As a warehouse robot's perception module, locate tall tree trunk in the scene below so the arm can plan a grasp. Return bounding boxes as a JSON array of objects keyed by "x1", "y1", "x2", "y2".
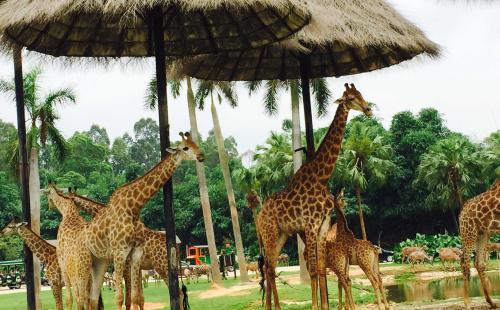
[
  {"x1": 450, "y1": 175, "x2": 462, "y2": 233},
  {"x1": 355, "y1": 186, "x2": 367, "y2": 241},
  {"x1": 210, "y1": 97, "x2": 249, "y2": 282},
  {"x1": 28, "y1": 147, "x2": 41, "y2": 310},
  {"x1": 290, "y1": 80, "x2": 309, "y2": 284},
  {"x1": 186, "y1": 78, "x2": 222, "y2": 284}
]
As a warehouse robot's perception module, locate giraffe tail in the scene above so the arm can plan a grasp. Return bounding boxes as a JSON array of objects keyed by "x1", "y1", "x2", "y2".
[
  {"x1": 97, "y1": 293, "x2": 104, "y2": 310},
  {"x1": 258, "y1": 254, "x2": 266, "y2": 306},
  {"x1": 255, "y1": 224, "x2": 267, "y2": 305}
]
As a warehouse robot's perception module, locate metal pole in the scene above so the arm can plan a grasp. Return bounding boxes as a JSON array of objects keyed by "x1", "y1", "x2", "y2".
[
  {"x1": 299, "y1": 55, "x2": 315, "y2": 162},
  {"x1": 151, "y1": 7, "x2": 180, "y2": 310},
  {"x1": 13, "y1": 45, "x2": 36, "y2": 310}
]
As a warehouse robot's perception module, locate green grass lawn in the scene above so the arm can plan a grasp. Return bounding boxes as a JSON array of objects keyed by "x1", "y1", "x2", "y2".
[
  {"x1": 0, "y1": 276, "x2": 376, "y2": 310},
  {"x1": 1, "y1": 260, "x2": 498, "y2": 310}
]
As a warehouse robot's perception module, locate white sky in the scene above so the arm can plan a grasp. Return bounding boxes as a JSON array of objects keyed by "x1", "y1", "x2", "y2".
[{"x1": 0, "y1": 1, "x2": 499, "y2": 154}]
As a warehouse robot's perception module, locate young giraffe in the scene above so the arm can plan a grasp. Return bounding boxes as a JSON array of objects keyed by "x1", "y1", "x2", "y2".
[
  {"x1": 257, "y1": 83, "x2": 372, "y2": 310},
  {"x1": 67, "y1": 190, "x2": 172, "y2": 310},
  {"x1": 45, "y1": 184, "x2": 92, "y2": 310},
  {"x1": 459, "y1": 179, "x2": 499, "y2": 309},
  {"x1": 326, "y1": 190, "x2": 389, "y2": 310},
  {"x1": 1, "y1": 219, "x2": 63, "y2": 310},
  {"x1": 85, "y1": 132, "x2": 203, "y2": 310}
]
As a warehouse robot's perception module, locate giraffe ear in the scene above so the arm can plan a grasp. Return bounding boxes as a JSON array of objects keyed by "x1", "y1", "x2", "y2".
[{"x1": 166, "y1": 147, "x2": 177, "y2": 154}]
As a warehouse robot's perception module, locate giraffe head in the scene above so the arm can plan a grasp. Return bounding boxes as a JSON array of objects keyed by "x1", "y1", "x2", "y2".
[
  {"x1": 1, "y1": 218, "x2": 27, "y2": 236},
  {"x1": 167, "y1": 132, "x2": 204, "y2": 162},
  {"x1": 334, "y1": 188, "x2": 345, "y2": 210},
  {"x1": 334, "y1": 83, "x2": 372, "y2": 117},
  {"x1": 43, "y1": 183, "x2": 74, "y2": 215}
]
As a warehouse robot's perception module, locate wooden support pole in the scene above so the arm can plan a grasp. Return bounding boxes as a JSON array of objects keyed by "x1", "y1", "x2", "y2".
[
  {"x1": 13, "y1": 45, "x2": 37, "y2": 310},
  {"x1": 299, "y1": 55, "x2": 315, "y2": 162},
  {"x1": 152, "y1": 7, "x2": 181, "y2": 310}
]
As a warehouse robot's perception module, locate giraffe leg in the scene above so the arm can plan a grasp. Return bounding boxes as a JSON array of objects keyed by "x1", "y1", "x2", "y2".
[
  {"x1": 62, "y1": 272, "x2": 73, "y2": 310},
  {"x1": 130, "y1": 247, "x2": 145, "y2": 310},
  {"x1": 475, "y1": 233, "x2": 496, "y2": 308},
  {"x1": 317, "y1": 217, "x2": 331, "y2": 310},
  {"x1": 305, "y1": 231, "x2": 320, "y2": 310},
  {"x1": 52, "y1": 284, "x2": 63, "y2": 310},
  {"x1": 114, "y1": 249, "x2": 132, "y2": 310},
  {"x1": 125, "y1": 260, "x2": 132, "y2": 310},
  {"x1": 337, "y1": 277, "x2": 343, "y2": 310},
  {"x1": 89, "y1": 257, "x2": 107, "y2": 310},
  {"x1": 271, "y1": 234, "x2": 287, "y2": 310},
  {"x1": 460, "y1": 230, "x2": 476, "y2": 309}
]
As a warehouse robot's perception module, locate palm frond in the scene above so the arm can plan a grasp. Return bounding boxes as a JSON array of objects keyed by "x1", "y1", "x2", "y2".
[
  {"x1": 194, "y1": 80, "x2": 212, "y2": 110},
  {"x1": 245, "y1": 80, "x2": 262, "y2": 95},
  {"x1": 47, "y1": 123, "x2": 68, "y2": 162},
  {"x1": 0, "y1": 79, "x2": 16, "y2": 101},
  {"x1": 7, "y1": 139, "x2": 20, "y2": 179},
  {"x1": 168, "y1": 79, "x2": 182, "y2": 98},
  {"x1": 311, "y1": 78, "x2": 331, "y2": 118},
  {"x1": 217, "y1": 82, "x2": 238, "y2": 108},
  {"x1": 263, "y1": 80, "x2": 280, "y2": 116},
  {"x1": 144, "y1": 76, "x2": 158, "y2": 110}
]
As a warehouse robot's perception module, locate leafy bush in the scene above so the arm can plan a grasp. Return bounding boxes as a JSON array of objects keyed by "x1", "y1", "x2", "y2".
[{"x1": 393, "y1": 233, "x2": 461, "y2": 263}]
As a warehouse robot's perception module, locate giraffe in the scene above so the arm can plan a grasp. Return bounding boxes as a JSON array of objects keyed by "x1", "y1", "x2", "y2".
[
  {"x1": 459, "y1": 179, "x2": 499, "y2": 309},
  {"x1": 257, "y1": 83, "x2": 372, "y2": 310},
  {"x1": 68, "y1": 189, "x2": 173, "y2": 310},
  {"x1": 1, "y1": 219, "x2": 63, "y2": 310},
  {"x1": 45, "y1": 184, "x2": 92, "y2": 310},
  {"x1": 85, "y1": 132, "x2": 203, "y2": 310},
  {"x1": 326, "y1": 190, "x2": 389, "y2": 310}
]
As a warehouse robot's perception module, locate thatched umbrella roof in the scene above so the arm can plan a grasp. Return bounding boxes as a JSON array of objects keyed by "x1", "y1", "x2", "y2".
[
  {"x1": 0, "y1": 0, "x2": 311, "y2": 57},
  {"x1": 172, "y1": 0, "x2": 440, "y2": 80}
]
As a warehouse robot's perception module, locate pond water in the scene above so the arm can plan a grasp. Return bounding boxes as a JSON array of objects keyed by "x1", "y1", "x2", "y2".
[{"x1": 385, "y1": 273, "x2": 500, "y2": 303}]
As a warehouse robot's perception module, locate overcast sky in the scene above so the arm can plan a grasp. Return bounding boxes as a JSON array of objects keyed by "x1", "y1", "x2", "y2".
[{"x1": 0, "y1": 1, "x2": 499, "y2": 154}]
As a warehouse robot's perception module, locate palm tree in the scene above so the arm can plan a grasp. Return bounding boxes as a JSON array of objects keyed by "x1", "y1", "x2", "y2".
[
  {"x1": 145, "y1": 76, "x2": 222, "y2": 284},
  {"x1": 246, "y1": 78, "x2": 330, "y2": 283},
  {"x1": 415, "y1": 135, "x2": 488, "y2": 232},
  {"x1": 335, "y1": 122, "x2": 394, "y2": 240},
  {"x1": 233, "y1": 166, "x2": 261, "y2": 251},
  {"x1": 0, "y1": 66, "x2": 75, "y2": 306},
  {"x1": 194, "y1": 80, "x2": 249, "y2": 282}
]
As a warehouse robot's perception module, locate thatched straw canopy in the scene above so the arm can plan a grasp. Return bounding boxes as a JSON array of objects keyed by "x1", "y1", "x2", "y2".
[
  {"x1": 172, "y1": 0, "x2": 440, "y2": 81},
  {"x1": 0, "y1": 0, "x2": 310, "y2": 57}
]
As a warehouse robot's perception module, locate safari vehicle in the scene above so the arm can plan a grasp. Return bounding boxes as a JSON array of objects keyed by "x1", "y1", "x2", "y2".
[
  {"x1": 0, "y1": 260, "x2": 24, "y2": 289},
  {"x1": 186, "y1": 245, "x2": 211, "y2": 265}
]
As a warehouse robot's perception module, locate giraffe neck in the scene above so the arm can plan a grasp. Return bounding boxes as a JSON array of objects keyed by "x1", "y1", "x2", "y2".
[
  {"x1": 72, "y1": 194, "x2": 106, "y2": 217},
  {"x1": 109, "y1": 151, "x2": 181, "y2": 214},
  {"x1": 49, "y1": 191, "x2": 79, "y2": 217},
  {"x1": 17, "y1": 226, "x2": 56, "y2": 264},
  {"x1": 334, "y1": 206, "x2": 353, "y2": 237},
  {"x1": 310, "y1": 103, "x2": 349, "y2": 185}
]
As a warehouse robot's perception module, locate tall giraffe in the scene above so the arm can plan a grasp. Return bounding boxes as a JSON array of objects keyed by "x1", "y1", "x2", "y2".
[
  {"x1": 68, "y1": 190, "x2": 173, "y2": 310},
  {"x1": 459, "y1": 179, "x2": 499, "y2": 309},
  {"x1": 1, "y1": 219, "x2": 63, "y2": 310},
  {"x1": 85, "y1": 132, "x2": 203, "y2": 310},
  {"x1": 326, "y1": 190, "x2": 389, "y2": 310},
  {"x1": 45, "y1": 184, "x2": 92, "y2": 310},
  {"x1": 257, "y1": 84, "x2": 372, "y2": 310}
]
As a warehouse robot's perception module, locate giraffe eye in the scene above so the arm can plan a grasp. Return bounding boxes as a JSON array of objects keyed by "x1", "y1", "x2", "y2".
[{"x1": 183, "y1": 147, "x2": 189, "y2": 151}]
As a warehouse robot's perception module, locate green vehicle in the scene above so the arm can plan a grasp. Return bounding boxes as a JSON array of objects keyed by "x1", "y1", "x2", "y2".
[{"x1": 0, "y1": 260, "x2": 24, "y2": 289}]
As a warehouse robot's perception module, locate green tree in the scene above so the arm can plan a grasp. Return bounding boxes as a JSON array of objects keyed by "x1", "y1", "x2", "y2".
[
  {"x1": 0, "y1": 67, "x2": 75, "y2": 302},
  {"x1": 195, "y1": 80, "x2": 249, "y2": 281},
  {"x1": 84, "y1": 124, "x2": 110, "y2": 147},
  {"x1": 415, "y1": 135, "x2": 488, "y2": 231},
  {"x1": 145, "y1": 76, "x2": 222, "y2": 284},
  {"x1": 335, "y1": 122, "x2": 394, "y2": 240}
]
